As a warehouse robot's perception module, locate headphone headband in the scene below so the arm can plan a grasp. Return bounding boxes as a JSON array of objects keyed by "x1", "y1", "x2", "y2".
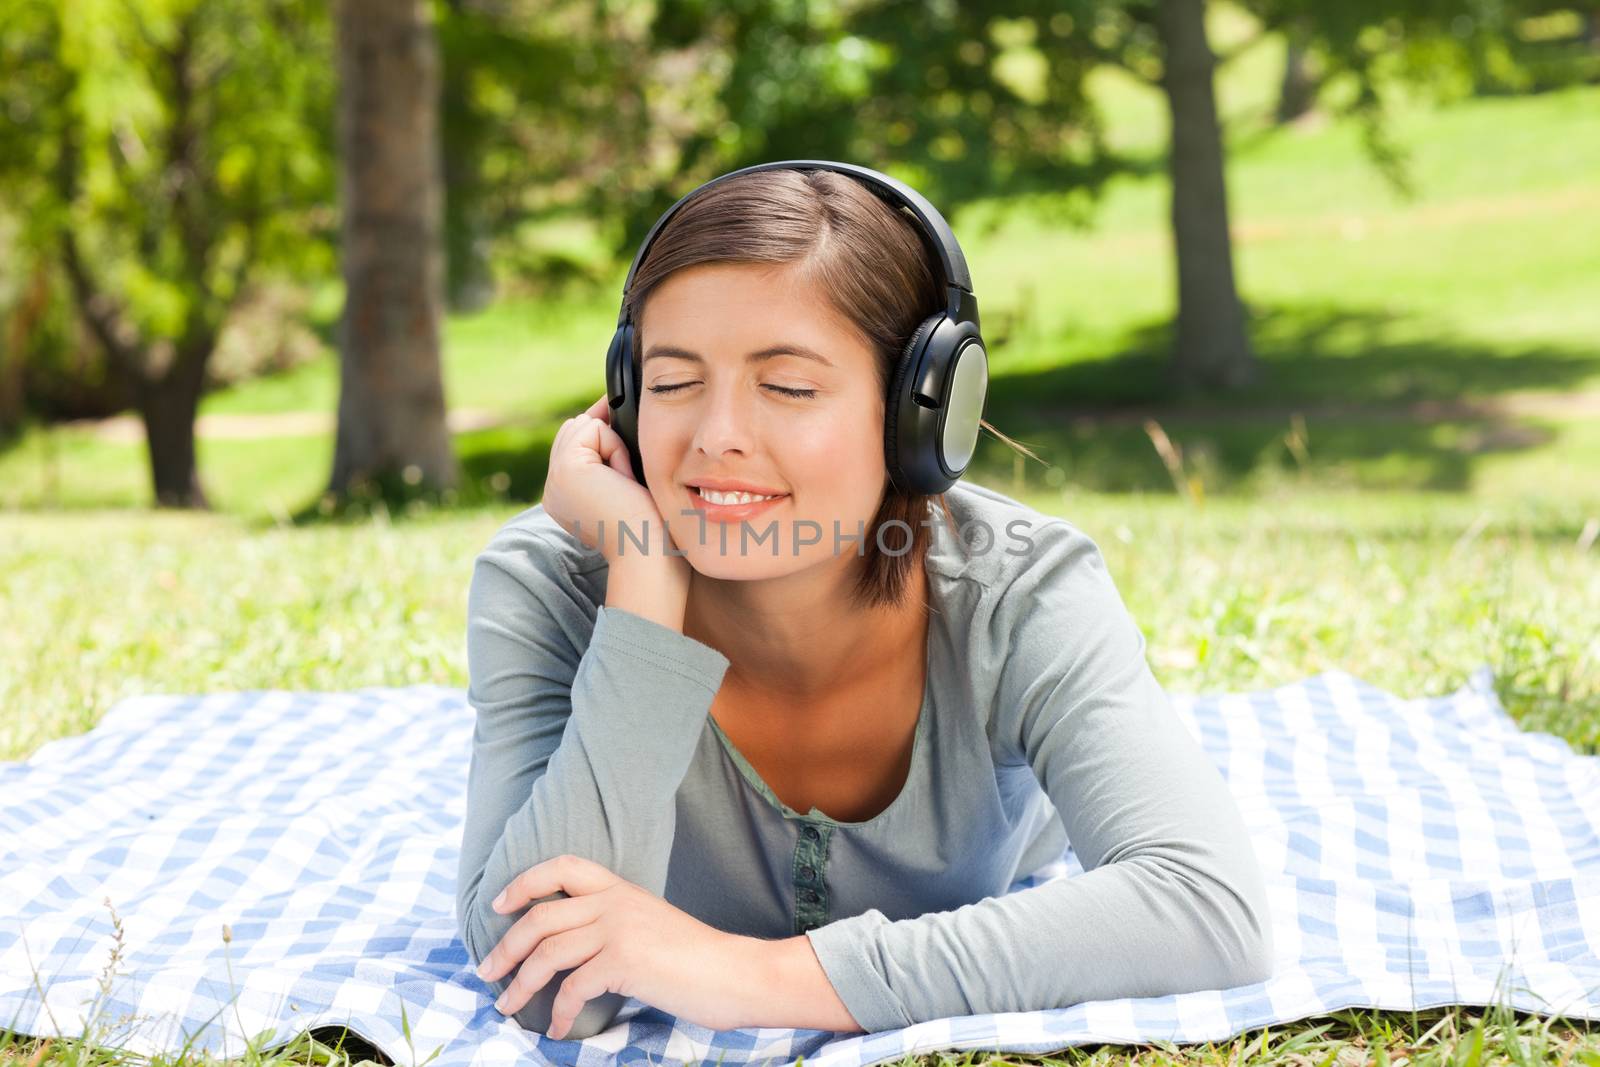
[{"x1": 616, "y1": 159, "x2": 973, "y2": 327}]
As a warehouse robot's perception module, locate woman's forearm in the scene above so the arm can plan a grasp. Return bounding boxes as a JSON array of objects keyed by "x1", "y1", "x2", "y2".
[{"x1": 738, "y1": 934, "x2": 864, "y2": 1033}]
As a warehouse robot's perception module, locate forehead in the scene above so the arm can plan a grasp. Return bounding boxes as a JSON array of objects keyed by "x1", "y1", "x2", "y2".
[{"x1": 639, "y1": 262, "x2": 875, "y2": 364}]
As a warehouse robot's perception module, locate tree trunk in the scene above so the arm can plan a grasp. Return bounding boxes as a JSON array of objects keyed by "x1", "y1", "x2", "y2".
[
  {"x1": 440, "y1": 45, "x2": 496, "y2": 313},
  {"x1": 0, "y1": 346, "x2": 22, "y2": 440},
  {"x1": 1156, "y1": 0, "x2": 1259, "y2": 391},
  {"x1": 0, "y1": 264, "x2": 46, "y2": 438},
  {"x1": 329, "y1": 0, "x2": 457, "y2": 496},
  {"x1": 443, "y1": 146, "x2": 496, "y2": 313},
  {"x1": 136, "y1": 347, "x2": 211, "y2": 509},
  {"x1": 1275, "y1": 21, "x2": 1316, "y2": 125}
]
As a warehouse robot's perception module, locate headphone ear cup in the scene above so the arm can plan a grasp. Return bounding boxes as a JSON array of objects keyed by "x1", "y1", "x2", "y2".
[
  {"x1": 885, "y1": 317, "x2": 938, "y2": 494},
  {"x1": 605, "y1": 323, "x2": 647, "y2": 486}
]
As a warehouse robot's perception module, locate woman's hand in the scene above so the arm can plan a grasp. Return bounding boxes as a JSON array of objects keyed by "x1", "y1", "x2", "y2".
[
  {"x1": 541, "y1": 394, "x2": 683, "y2": 565},
  {"x1": 476, "y1": 854, "x2": 760, "y2": 1038}
]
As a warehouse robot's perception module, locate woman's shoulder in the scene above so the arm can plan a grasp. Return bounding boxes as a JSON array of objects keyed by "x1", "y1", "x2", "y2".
[
  {"x1": 472, "y1": 501, "x2": 609, "y2": 611},
  {"x1": 938, "y1": 483, "x2": 1154, "y2": 765},
  {"x1": 932, "y1": 480, "x2": 1107, "y2": 599},
  {"x1": 931, "y1": 481, "x2": 1138, "y2": 671}
]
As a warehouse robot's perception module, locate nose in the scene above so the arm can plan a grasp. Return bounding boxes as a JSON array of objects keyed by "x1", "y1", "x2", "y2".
[{"x1": 691, "y1": 382, "x2": 759, "y2": 460}]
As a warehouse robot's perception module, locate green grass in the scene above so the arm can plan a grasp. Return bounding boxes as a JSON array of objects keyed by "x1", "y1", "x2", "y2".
[{"x1": 3, "y1": 482, "x2": 1596, "y2": 761}]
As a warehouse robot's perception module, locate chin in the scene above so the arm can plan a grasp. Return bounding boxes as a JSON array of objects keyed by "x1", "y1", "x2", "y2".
[{"x1": 679, "y1": 546, "x2": 810, "y2": 582}]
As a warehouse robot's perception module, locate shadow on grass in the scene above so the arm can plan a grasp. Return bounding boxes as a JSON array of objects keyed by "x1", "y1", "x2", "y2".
[
  {"x1": 987, "y1": 301, "x2": 1600, "y2": 414},
  {"x1": 972, "y1": 301, "x2": 1599, "y2": 495},
  {"x1": 962, "y1": 415, "x2": 1566, "y2": 495}
]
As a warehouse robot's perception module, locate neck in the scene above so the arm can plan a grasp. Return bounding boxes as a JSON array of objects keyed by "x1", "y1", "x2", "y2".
[{"x1": 683, "y1": 552, "x2": 929, "y2": 703}]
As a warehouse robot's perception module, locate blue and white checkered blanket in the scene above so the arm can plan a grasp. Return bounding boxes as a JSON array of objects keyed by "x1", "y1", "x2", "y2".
[{"x1": 4, "y1": 664, "x2": 1598, "y2": 1067}]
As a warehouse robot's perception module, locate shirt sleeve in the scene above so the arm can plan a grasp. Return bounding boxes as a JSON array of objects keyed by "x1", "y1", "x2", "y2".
[
  {"x1": 455, "y1": 525, "x2": 731, "y2": 1030},
  {"x1": 802, "y1": 520, "x2": 1274, "y2": 1033}
]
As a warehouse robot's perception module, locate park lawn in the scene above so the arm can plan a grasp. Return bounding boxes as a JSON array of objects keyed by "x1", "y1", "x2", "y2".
[
  {"x1": 5, "y1": 478, "x2": 1595, "y2": 762},
  {"x1": 2, "y1": 479, "x2": 1599, "y2": 1066}
]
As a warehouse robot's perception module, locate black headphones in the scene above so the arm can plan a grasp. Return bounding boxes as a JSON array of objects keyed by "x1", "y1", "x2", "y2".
[{"x1": 605, "y1": 159, "x2": 989, "y2": 496}]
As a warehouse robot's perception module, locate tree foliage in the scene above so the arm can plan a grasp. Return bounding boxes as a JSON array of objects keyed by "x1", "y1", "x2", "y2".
[
  {"x1": 0, "y1": 0, "x2": 337, "y2": 503},
  {"x1": 434, "y1": 0, "x2": 665, "y2": 304}
]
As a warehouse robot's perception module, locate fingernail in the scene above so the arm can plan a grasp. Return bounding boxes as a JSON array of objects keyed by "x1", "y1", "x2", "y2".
[
  {"x1": 494, "y1": 994, "x2": 509, "y2": 1014},
  {"x1": 475, "y1": 961, "x2": 490, "y2": 979},
  {"x1": 492, "y1": 889, "x2": 507, "y2": 910}
]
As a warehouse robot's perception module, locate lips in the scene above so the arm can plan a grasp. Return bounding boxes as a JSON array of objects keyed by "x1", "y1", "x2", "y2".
[
  {"x1": 687, "y1": 486, "x2": 789, "y2": 518},
  {"x1": 684, "y1": 480, "x2": 788, "y2": 497}
]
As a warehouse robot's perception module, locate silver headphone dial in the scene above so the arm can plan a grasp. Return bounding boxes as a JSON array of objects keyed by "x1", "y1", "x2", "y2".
[{"x1": 941, "y1": 340, "x2": 988, "y2": 473}]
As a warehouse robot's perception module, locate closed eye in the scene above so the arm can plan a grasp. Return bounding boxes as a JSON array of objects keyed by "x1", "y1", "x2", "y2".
[{"x1": 648, "y1": 382, "x2": 818, "y2": 399}]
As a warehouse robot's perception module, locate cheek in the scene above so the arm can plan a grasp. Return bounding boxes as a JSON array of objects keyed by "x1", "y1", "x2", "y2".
[
  {"x1": 635, "y1": 407, "x2": 688, "y2": 462},
  {"x1": 788, "y1": 419, "x2": 887, "y2": 503}
]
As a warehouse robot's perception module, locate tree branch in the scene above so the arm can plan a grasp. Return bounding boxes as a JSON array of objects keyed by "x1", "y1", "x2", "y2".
[
  {"x1": 59, "y1": 229, "x2": 149, "y2": 385},
  {"x1": 225, "y1": 208, "x2": 262, "y2": 312},
  {"x1": 52, "y1": 120, "x2": 149, "y2": 383},
  {"x1": 165, "y1": 11, "x2": 211, "y2": 286}
]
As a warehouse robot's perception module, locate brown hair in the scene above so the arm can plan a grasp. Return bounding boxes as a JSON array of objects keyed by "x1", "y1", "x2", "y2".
[{"x1": 623, "y1": 167, "x2": 1035, "y2": 612}]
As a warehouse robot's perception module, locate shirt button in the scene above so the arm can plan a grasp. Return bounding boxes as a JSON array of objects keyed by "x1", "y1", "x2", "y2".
[
  {"x1": 802, "y1": 825, "x2": 820, "y2": 841},
  {"x1": 801, "y1": 888, "x2": 819, "y2": 904},
  {"x1": 799, "y1": 864, "x2": 815, "y2": 881}
]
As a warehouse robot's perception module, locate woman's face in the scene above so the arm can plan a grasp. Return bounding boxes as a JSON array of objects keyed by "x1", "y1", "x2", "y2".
[{"x1": 636, "y1": 261, "x2": 888, "y2": 581}]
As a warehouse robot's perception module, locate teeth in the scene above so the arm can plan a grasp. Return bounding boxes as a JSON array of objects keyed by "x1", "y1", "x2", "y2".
[{"x1": 699, "y1": 488, "x2": 778, "y2": 505}]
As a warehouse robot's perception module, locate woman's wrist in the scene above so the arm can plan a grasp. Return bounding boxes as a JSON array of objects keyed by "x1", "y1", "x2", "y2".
[
  {"x1": 736, "y1": 934, "x2": 863, "y2": 1032},
  {"x1": 604, "y1": 554, "x2": 690, "y2": 633}
]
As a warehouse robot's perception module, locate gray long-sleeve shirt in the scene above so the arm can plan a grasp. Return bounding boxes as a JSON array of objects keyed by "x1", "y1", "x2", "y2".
[{"x1": 455, "y1": 479, "x2": 1273, "y2": 1037}]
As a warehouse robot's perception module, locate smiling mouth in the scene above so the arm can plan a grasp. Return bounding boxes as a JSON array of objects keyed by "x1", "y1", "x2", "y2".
[{"x1": 687, "y1": 487, "x2": 790, "y2": 509}]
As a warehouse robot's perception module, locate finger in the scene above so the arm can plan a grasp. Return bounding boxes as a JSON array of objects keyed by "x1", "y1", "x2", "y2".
[
  {"x1": 552, "y1": 416, "x2": 576, "y2": 456},
  {"x1": 497, "y1": 923, "x2": 605, "y2": 1021},
  {"x1": 585, "y1": 395, "x2": 611, "y2": 423},
  {"x1": 556, "y1": 416, "x2": 602, "y2": 468},
  {"x1": 495, "y1": 854, "x2": 617, "y2": 915},
  {"x1": 546, "y1": 949, "x2": 620, "y2": 1041},
  {"x1": 563, "y1": 416, "x2": 598, "y2": 463},
  {"x1": 571, "y1": 415, "x2": 630, "y2": 474},
  {"x1": 478, "y1": 893, "x2": 599, "y2": 984},
  {"x1": 605, "y1": 438, "x2": 635, "y2": 482}
]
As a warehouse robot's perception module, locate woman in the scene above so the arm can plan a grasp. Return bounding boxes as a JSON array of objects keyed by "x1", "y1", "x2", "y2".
[{"x1": 454, "y1": 167, "x2": 1273, "y2": 1042}]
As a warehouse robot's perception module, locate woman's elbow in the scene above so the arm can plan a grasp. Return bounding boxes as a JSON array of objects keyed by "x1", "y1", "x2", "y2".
[
  {"x1": 1213, "y1": 862, "x2": 1275, "y2": 988},
  {"x1": 455, "y1": 880, "x2": 628, "y2": 1038},
  {"x1": 456, "y1": 881, "x2": 490, "y2": 973},
  {"x1": 1156, "y1": 847, "x2": 1275, "y2": 990},
  {"x1": 1224, "y1": 907, "x2": 1274, "y2": 988}
]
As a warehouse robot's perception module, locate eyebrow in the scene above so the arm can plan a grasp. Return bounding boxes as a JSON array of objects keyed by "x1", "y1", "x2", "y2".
[{"x1": 641, "y1": 343, "x2": 836, "y2": 369}]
